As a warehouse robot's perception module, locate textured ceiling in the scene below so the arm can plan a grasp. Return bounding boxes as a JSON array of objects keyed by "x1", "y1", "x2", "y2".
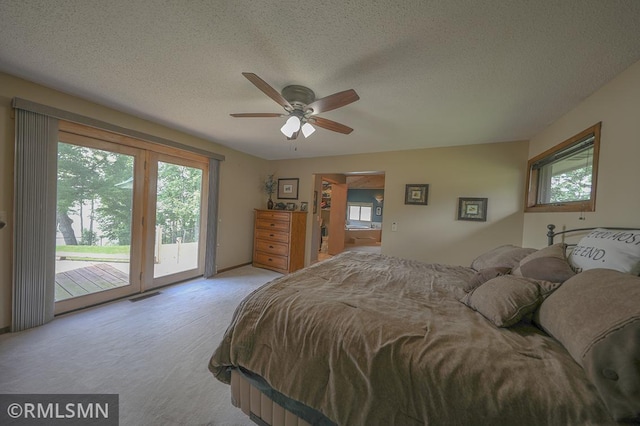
[{"x1": 1, "y1": 1, "x2": 640, "y2": 160}]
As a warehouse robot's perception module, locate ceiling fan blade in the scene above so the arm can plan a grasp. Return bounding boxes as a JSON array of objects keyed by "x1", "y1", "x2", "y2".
[
  {"x1": 309, "y1": 117, "x2": 354, "y2": 134},
  {"x1": 230, "y1": 113, "x2": 284, "y2": 118},
  {"x1": 305, "y1": 89, "x2": 359, "y2": 114},
  {"x1": 242, "y1": 72, "x2": 292, "y2": 111}
]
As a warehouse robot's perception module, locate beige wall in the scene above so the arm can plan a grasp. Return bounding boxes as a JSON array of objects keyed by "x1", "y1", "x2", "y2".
[
  {"x1": 271, "y1": 139, "x2": 530, "y2": 267},
  {"x1": 2, "y1": 58, "x2": 637, "y2": 331},
  {"x1": 0, "y1": 72, "x2": 271, "y2": 330},
  {"x1": 522, "y1": 59, "x2": 640, "y2": 247}
]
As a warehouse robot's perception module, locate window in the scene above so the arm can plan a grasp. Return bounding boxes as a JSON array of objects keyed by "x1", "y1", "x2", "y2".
[
  {"x1": 348, "y1": 202, "x2": 373, "y2": 222},
  {"x1": 525, "y1": 122, "x2": 601, "y2": 213}
]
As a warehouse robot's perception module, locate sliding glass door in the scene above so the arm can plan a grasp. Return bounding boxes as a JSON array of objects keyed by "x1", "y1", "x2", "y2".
[
  {"x1": 55, "y1": 134, "x2": 145, "y2": 313},
  {"x1": 54, "y1": 122, "x2": 209, "y2": 313},
  {"x1": 145, "y1": 153, "x2": 208, "y2": 289}
]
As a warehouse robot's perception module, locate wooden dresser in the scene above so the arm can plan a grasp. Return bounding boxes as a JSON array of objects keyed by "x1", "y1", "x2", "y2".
[{"x1": 253, "y1": 209, "x2": 307, "y2": 274}]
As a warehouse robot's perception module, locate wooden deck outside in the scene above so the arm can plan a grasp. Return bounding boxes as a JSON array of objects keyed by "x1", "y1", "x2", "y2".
[{"x1": 55, "y1": 263, "x2": 129, "y2": 301}]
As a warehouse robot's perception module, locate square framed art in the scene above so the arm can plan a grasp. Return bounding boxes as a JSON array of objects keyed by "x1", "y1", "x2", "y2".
[
  {"x1": 458, "y1": 197, "x2": 488, "y2": 221},
  {"x1": 277, "y1": 178, "x2": 299, "y2": 200},
  {"x1": 404, "y1": 184, "x2": 429, "y2": 205}
]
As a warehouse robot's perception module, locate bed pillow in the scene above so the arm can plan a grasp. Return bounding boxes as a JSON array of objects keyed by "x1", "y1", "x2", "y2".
[
  {"x1": 470, "y1": 245, "x2": 537, "y2": 271},
  {"x1": 461, "y1": 275, "x2": 559, "y2": 327},
  {"x1": 511, "y1": 243, "x2": 575, "y2": 283},
  {"x1": 568, "y1": 228, "x2": 640, "y2": 274},
  {"x1": 466, "y1": 266, "x2": 511, "y2": 291},
  {"x1": 535, "y1": 268, "x2": 640, "y2": 422}
]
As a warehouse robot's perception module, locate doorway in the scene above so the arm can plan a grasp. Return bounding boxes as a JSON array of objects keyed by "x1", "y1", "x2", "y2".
[
  {"x1": 54, "y1": 122, "x2": 209, "y2": 314},
  {"x1": 312, "y1": 172, "x2": 385, "y2": 263}
]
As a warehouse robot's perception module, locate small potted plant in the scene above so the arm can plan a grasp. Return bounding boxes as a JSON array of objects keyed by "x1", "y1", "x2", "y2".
[{"x1": 264, "y1": 174, "x2": 277, "y2": 209}]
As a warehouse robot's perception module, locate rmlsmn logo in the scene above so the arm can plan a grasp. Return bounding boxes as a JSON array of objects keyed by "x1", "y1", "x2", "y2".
[{"x1": 0, "y1": 394, "x2": 118, "y2": 425}]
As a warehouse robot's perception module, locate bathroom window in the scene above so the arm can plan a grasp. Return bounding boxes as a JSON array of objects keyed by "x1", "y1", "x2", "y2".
[{"x1": 348, "y1": 202, "x2": 373, "y2": 222}]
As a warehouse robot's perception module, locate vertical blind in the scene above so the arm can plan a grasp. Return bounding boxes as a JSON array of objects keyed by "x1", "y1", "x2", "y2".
[
  {"x1": 204, "y1": 158, "x2": 220, "y2": 278},
  {"x1": 13, "y1": 109, "x2": 58, "y2": 331},
  {"x1": 12, "y1": 98, "x2": 224, "y2": 331}
]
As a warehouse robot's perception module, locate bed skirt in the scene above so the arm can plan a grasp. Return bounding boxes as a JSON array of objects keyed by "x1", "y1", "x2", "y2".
[{"x1": 231, "y1": 369, "x2": 313, "y2": 426}]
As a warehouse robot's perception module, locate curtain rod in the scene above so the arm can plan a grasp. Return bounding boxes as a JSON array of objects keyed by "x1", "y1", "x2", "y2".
[{"x1": 12, "y1": 97, "x2": 225, "y2": 161}]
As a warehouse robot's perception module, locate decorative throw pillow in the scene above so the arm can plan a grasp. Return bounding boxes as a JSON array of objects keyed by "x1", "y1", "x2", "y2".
[
  {"x1": 470, "y1": 245, "x2": 537, "y2": 271},
  {"x1": 465, "y1": 267, "x2": 511, "y2": 292},
  {"x1": 511, "y1": 243, "x2": 575, "y2": 283},
  {"x1": 568, "y1": 228, "x2": 640, "y2": 274},
  {"x1": 535, "y1": 268, "x2": 640, "y2": 422},
  {"x1": 461, "y1": 275, "x2": 559, "y2": 327}
]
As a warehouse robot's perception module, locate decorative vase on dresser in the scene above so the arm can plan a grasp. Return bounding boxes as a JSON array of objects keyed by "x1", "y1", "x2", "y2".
[{"x1": 253, "y1": 209, "x2": 307, "y2": 274}]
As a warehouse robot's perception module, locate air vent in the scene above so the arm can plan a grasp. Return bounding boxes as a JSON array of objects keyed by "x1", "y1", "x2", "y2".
[{"x1": 129, "y1": 291, "x2": 161, "y2": 302}]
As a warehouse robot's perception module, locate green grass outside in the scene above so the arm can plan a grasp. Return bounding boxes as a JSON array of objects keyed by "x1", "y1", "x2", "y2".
[{"x1": 56, "y1": 245, "x2": 130, "y2": 254}]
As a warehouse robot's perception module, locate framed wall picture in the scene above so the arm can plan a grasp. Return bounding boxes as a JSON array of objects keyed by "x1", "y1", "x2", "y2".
[
  {"x1": 458, "y1": 197, "x2": 488, "y2": 221},
  {"x1": 313, "y1": 191, "x2": 318, "y2": 214},
  {"x1": 277, "y1": 178, "x2": 299, "y2": 200},
  {"x1": 404, "y1": 184, "x2": 429, "y2": 205}
]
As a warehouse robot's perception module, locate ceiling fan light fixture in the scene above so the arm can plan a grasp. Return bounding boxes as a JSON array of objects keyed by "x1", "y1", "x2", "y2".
[
  {"x1": 280, "y1": 116, "x2": 301, "y2": 137},
  {"x1": 301, "y1": 122, "x2": 315, "y2": 138},
  {"x1": 232, "y1": 73, "x2": 358, "y2": 138}
]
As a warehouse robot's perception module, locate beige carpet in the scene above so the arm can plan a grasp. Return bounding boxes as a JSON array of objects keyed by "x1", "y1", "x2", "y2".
[{"x1": 0, "y1": 265, "x2": 282, "y2": 426}]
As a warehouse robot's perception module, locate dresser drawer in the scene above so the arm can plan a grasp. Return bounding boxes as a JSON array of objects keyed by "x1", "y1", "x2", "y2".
[
  {"x1": 256, "y1": 210, "x2": 291, "y2": 222},
  {"x1": 256, "y1": 219, "x2": 290, "y2": 232},
  {"x1": 255, "y1": 239, "x2": 289, "y2": 256},
  {"x1": 254, "y1": 252, "x2": 288, "y2": 271},
  {"x1": 255, "y1": 229, "x2": 289, "y2": 243}
]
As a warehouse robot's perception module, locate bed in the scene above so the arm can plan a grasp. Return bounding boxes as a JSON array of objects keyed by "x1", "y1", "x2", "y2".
[{"x1": 209, "y1": 225, "x2": 640, "y2": 425}]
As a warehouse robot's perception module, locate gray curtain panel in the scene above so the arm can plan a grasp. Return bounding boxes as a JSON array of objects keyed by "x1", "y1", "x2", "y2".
[{"x1": 12, "y1": 108, "x2": 58, "y2": 331}]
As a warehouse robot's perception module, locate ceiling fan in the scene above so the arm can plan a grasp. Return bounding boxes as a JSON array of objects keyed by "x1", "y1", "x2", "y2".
[{"x1": 230, "y1": 72, "x2": 359, "y2": 140}]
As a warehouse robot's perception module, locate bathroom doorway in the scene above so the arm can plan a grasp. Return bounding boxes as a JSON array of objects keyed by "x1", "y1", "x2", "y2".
[{"x1": 312, "y1": 172, "x2": 385, "y2": 263}]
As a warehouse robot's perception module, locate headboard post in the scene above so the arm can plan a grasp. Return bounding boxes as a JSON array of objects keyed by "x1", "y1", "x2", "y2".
[{"x1": 547, "y1": 224, "x2": 556, "y2": 246}]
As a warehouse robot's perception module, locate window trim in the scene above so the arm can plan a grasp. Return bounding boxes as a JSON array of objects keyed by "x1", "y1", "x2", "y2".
[{"x1": 525, "y1": 122, "x2": 601, "y2": 213}]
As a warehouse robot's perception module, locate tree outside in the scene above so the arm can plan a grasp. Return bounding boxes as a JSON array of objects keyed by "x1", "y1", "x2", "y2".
[
  {"x1": 56, "y1": 143, "x2": 203, "y2": 252},
  {"x1": 549, "y1": 165, "x2": 592, "y2": 203}
]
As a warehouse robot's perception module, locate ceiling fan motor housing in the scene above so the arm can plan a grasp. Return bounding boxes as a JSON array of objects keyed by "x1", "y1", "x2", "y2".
[{"x1": 281, "y1": 85, "x2": 315, "y2": 110}]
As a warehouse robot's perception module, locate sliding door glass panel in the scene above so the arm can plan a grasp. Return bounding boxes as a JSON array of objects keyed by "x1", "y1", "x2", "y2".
[
  {"x1": 153, "y1": 161, "x2": 204, "y2": 279},
  {"x1": 55, "y1": 142, "x2": 135, "y2": 302}
]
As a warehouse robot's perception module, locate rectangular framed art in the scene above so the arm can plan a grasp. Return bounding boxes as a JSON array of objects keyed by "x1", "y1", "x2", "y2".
[
  {"x1": 313, "y1": 191, "x2": 318, "y2": 214},
  {"x1": 458, "y1": 197, "x2": 488, "y2": 221},
  {"x1": 404, "y1": 184, "x2": 429, "y2": 205},
  {"x1": 277, "y1": 178, "x2": 299, "y2": 200}
]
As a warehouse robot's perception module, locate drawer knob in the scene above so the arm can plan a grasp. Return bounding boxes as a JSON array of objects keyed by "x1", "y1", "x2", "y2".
[
  {"x1": 269, "y1": 245, "x2": 274, "y2": 249},
  {"x1": 269, "y1": 234, "x2": 274, "y2": 237},
  {"x1": 270, "y1": 223, "x2": 275, "y2": 227}
]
